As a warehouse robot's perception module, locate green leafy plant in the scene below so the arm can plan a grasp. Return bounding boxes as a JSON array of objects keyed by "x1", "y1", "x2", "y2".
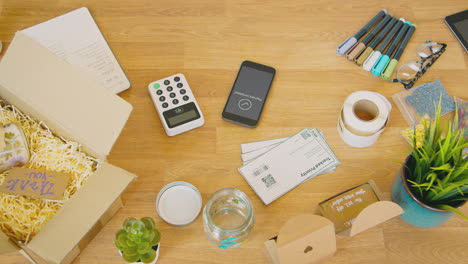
[
  {"x1": 405, "y1": 102, "x2": 468, "y2": 219},
  {"x1": 115, "y1": 217, "x2": 161, "y2": 263}
]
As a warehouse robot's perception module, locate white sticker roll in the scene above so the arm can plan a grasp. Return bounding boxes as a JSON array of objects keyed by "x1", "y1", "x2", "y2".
[{"x1": 338, "y1": 91, "x2": 391, "y2": 148}]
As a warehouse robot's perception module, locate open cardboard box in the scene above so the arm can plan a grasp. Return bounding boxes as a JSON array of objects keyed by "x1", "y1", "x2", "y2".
[
  {"x1": 0, "y1": 32, "x2": 135, "y2": 263},
  {"x1": 264, "y1": 182, "x2": 403, "y2": 264}
]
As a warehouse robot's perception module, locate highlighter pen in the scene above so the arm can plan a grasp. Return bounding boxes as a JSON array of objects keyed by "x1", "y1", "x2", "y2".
[
  {"x1": 381, "y1": 23, "x2": 416, "y2": 80},
  {"x1": 346, "y1": 14, "x2": 392, "y2": 61},
  {"x1": 363, "y1": 19, "x2": 406, "y2": 71},
  {"x1": 372, "y1": 22, "x2": 415, "y2": 76},
  {"x1": 337, "y1": 9, "x2": 387, "y2": 55},
  {"x1": 355, "y1": 17, "x2": 398, "y2": 66}
]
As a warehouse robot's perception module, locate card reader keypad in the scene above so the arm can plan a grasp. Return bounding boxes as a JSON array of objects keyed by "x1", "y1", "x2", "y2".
[{"x1": 151, "y1": 75, "x2": 191, "y2": 109}]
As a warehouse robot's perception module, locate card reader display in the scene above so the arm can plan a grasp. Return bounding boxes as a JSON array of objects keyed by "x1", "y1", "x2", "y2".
[{"x1": 163, "y1": 102, "x2": 201, "y2": 128}]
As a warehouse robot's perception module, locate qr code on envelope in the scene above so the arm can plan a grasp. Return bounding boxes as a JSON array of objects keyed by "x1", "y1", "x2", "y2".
[{"x1": 261, "y1": 174, "x2": 276, "y2": 188}]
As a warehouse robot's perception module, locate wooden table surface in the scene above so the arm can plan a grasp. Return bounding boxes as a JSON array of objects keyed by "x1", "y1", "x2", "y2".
[{"x1": 1, "y1": 0, "x2": 468, "y2": 263}]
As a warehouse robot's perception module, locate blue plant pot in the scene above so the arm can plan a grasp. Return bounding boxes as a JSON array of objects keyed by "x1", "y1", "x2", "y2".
[{"x1": 391, "y1": 156, "x2": 454, "y2": 228}]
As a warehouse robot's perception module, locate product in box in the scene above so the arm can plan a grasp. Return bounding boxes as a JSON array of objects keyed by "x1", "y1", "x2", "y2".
[
  {"x1": 392, "y1": 78, "x2": 455, "y2": 126},
  {"x1": 318, "y1": 181, "x2": 403, "y2": 236},
  {"x1": 0, "y1": 31, "x2": 135, "y2": 264},
  {"x1": 0, "y1": 122, "x2": 30, "y2": 173},
  {"x1": 0, "y1": 102, "x2": 100, "y2": 243}
]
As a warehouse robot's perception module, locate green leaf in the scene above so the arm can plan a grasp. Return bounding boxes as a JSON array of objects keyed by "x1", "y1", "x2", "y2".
[
  {"x1": 123, "y1": 245, "x2": 138, "y2": 256},
  {"x1": 116, "y1": 229, "x2": 126, "y2": 241},
  {"x1": 122, "y1": 252, "x2": 140, "y2": 263},
  {"x1": 151, "y1": 229, "x2": 161, "y2": 245},
  {"x1": 126, "y1": 239, "x2": 136, "y2": 247},
  {"x1": 141, "y1": 217, "x2": 155, "y2": 230},
  {"x1": 140, "y1": 249, "x2": 157, "y2": 263},
  {"x1": 124, "y1": 218, "x2": 137, "y2": 232},
  {"x1": 116, "y1": 231, "x2": 128, "y2": 248},
  {"x1": 137, "y1": 241, "x2": 151, "y2": 255},
  {"x1": 115, "y1": 239, "x2": 124, "y2": 250},
  {"x1": 132, "y1": 221, "x2": 146, "y2": 232},
  {"x1": 424, "y1": 172, "x2": 437, "y2": 190},
  {"x1": 141, "y1": 229, "x2": 151, "y2": 242},
  {"x1": 438, "y1": 204, "x2": 468, "y2": 221},
  {"x1": 430, "y1": 163, "x2": 452, "y2": 171}
]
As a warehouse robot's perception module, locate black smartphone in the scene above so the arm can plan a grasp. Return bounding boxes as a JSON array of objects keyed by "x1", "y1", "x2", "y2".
[
  {"x1": 222, "y1": 61, "x2": 276, "y2": 127},
  {"x1": 445, "y1": 9, "x2": 468, "y2": 53}
]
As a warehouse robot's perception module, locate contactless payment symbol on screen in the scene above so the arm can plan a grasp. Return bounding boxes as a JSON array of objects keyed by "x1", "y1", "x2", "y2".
[{"x1": 238, "y1": 99, "x2": 252, "y2": 110}]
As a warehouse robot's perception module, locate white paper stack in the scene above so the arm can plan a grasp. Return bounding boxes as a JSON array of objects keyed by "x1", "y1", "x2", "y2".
[
  {"x1": 21, "y1": 7, "x2": 130, "y2": 94},
  {"x1": 238, "y1": 128, "x2": 340, "y2": 205}
]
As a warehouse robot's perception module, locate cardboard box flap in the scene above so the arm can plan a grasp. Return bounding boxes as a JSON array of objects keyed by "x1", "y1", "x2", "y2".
[
  {"x1": 277, "y1": 214, "x2": 333, "y2": 247},
  {"x1": 0, "y1": 232, "x2": 19, "y2": 254},
  {"x1": 0, "y1": 32, "x2": 132, "y2": 160},
  {"x1": 264, "y1": 240, "x2": 280, "y2": 264},
  {"x1": 339, "y1": 201, "x2": 403, "y2": 237},
  {"x1": 26, "y1": 163, "x2": 135, "y2": 263},
  {"x1": 275, "y1": 214, "x2": 336, "y2": 264}
]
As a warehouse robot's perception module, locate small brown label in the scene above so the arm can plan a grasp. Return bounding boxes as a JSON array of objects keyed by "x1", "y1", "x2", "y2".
[{"x1": 0, "y1": 167, "x2": 70, "y2": 200}]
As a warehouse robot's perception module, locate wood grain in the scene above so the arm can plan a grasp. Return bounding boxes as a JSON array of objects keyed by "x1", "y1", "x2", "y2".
[{"x1": 0, "y1": 0, "x2": 467, "y2": 263}]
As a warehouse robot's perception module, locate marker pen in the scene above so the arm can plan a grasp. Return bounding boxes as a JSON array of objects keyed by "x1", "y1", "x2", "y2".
[
  {"x1": 363, "y1": 19, "x2": 406, "y2": 71},
  {"x1": 372, "y1": 22, "x2": 415, "y2": 76},
  {"x1": 355, "y1": 17, "x2": 398, "y2": 66},
  {"x1": 381, "y1": 23, "x2": 416, "y2": 80},
  {"x1": 346, "y1": 14, "x2": 392, "y2": 61},
  {"x1": 337, "y1": 9, "x2": 387, "y2": 55}
]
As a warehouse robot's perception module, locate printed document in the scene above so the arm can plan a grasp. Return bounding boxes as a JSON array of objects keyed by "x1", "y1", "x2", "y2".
[{"x1": 22, "y1": 7, "x2": 130, "y2": 94}]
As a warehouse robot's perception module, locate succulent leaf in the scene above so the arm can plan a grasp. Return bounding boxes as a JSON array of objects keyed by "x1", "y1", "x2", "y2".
[
  {"x1": 137, "y1": 241, "x2": 151, "y2": 254},
  {"x1": 123, "y1": 245, "x2": 138, "y2": 256},
  {"x1": 126, "y1": 239, "x2": 136, "y2": 247},
  {"x1": 141, "y1": 217, "x2": 155, "y2": 230},
  {"x1": 151, "y1": 229, "x2": 161, "y2": 245},
  {"x1": 122, "y1": 252, "x2": 140, "y2": 263},
  {"x1": 140, "y1": 249, "x2": 156, "y2": 263}
]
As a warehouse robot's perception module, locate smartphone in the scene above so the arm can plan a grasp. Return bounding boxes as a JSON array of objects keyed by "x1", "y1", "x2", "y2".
[
  {"x1": 445, "y1": 9, "x2": 468, "y2": 53},
  {"x1": 222, "y1": 61, "x2": 276, "y2": 127}
]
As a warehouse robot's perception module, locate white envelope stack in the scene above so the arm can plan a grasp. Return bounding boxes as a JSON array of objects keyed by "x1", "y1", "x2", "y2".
[{"x1": 238, "y1": 129, "x2": 340, "y2": 205}]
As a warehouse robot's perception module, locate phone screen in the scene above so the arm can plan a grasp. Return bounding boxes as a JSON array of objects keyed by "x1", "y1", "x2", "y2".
[
  {"x1": 223, "y1": 61, "x2": 275, "y2": 126},
  {"x1": 446, "y1": 10, "x2": 468, "y2": 52}
]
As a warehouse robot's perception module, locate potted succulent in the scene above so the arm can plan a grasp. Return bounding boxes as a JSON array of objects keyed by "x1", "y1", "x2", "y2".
[
  {"x1": 392, "y1": 103, "x2": 468, "y2": 228},
  {"x1": 115, "y1": 217, "x2": 161, "y2": 263}
]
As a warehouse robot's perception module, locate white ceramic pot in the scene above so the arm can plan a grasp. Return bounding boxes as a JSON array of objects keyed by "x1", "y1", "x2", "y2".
[{"x1": 119, "y1": 243, "x2": 160, "y2": 264}]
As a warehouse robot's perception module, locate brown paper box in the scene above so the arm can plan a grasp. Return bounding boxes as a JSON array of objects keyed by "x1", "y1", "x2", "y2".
[
  {"x1": 0, "y1": 32, "x2": 135, "y2": 263},
  {"x1": 264, "y1": 214, "x2": 336, "y2": 264},
  {"x1": 265, "y1": 181, "x2": 403, "y2": 264}
]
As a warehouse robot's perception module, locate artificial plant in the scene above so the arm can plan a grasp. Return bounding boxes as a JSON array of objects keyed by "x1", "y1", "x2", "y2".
[
  {"x1": 405, "y1": 102, "x2": 468, "y2": 219},
  {"x1": 115, "y1": 217, "x2": 161, "y2": 263}
]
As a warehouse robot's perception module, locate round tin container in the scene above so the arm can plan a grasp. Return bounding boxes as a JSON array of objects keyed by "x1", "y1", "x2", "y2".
[{"x1": 156, "y1": 181, "x2": 202, "y2": 226}]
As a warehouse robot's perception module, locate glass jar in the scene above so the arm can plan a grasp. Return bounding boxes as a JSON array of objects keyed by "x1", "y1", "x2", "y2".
[
  {"x1": 0, "y1": 123, "x2": 30, "y2": 173},
  {"x1": 202, "y1": 188, "x2": 254, "y2": 249}
]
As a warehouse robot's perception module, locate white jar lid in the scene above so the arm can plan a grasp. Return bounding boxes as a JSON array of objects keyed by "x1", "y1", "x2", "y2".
[{"x1": 156, "y1": 181, "x2": 202, "y2": 226}]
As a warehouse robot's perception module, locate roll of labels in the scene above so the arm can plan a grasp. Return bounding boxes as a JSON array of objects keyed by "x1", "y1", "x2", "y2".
[{"x1": 338, "y1": 91, "x2": 391, "y2": 148}]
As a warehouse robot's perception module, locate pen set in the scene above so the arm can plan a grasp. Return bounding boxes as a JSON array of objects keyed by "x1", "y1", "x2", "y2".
[{"x1": 337, "y1": 9, "x2": 416, "y2": 80}]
